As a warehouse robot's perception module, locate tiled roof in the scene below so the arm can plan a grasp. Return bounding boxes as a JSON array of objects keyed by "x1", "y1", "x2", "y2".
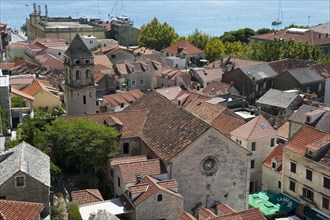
[
  {"x1": 231, "y1": 115, "x2": 277, "y2": 140},
  {"x1": 199, "y1": 207, "x2": 217, "y2": 218},
  {"x1": 180, "y1": 211, "x2": 197, "y2": 220},
  {"x1": 277, "y1": 121, "x2": 290, "y2": 140},
  {"x1": 202, "y1": 81, "x2": 231, "y2": 96},
  {"x1": 250, "y1": 29, "x2": 330, "y2": 46},
  {"x1": 285, "y1": 125, "x2": 329, "y2": 155},
  {"x1": 110, "y1": 155, "x2": 147, "y2": 167},
  {"x1": 156, "y1": 67, "x2": 183, "y2": 81},
  {"x1": 71, "y1": 189, "x2": 104, "y2": 206},
  {"x1": 10, "y1": 87, "x2": 34, "y2": 101},
  {"x1": 211, "y1": 208, "x2": 266, "y2": 220},
  {"x1": 137, "y1": 53, "x2": 167, "y2": 66},
  {"x1": 9, "y1": 76, "x2": 34, "y2": 85},
  {"x1": 288, "y1": 104, "x2": 330, "y2": 132},
  {"x1": 158, "y1": 179, "x2": 178, "y2": 189},
  {"x1": 256, "y1": 89, "x2": 302, "y2": 109},
  {"x1": 128, "y1": 184, "x2": 149, "y2": 194},
  {"x1": 288, "y1": 67, "x2": 324, "y2": 84},
  {"x1": 185, "y1": 100, "x2": 226, "y2": 124},
  {"x1": 206, "y1": 57, "x2": 265, "y2": 69},
  {"x1": 35, "y1": 52, "x2": 64, "y2": 71},
  {"x1": 217, "y1": 204, "x2": 236, "y2": 216},
  {"x1": 0, "y1": 141, "x2": 50, "y2": 187},
  {"x1": 103, "y1": 90, "x2": 143, "y2": 107},
  {"x1": 212, "y1": 112, "x2": 246, "y2": 137},
  {"x1": 241, "y1": 63, "x2": 278, "y2": 81},
  {"x1": 310, "y1": 63, "x2": 330, "y2": 78},
  {"x1": 94, "y1": 54, "x2": 113, "y2": 67},
  {"x1": 21, "y1": 79, "x2": 46, "y2": 96},
  {"x1": 268, "y1": 58, "x2": 318, "y2": 75},
  {"x1": 0, "y1": 200, "x2": 44, "y2": 220},
  {"x1": 173, "y1": 90, "x2": 209, "y2": 108},
  {"x1": 126, "y1": 91, "x2": 211, "y2": 161},
  {"x1": 65, "y1": 33, "x2": 93, "y2": 59},
  {"x1": 263, "y1": 144, "x2": 283, "y2": 171},
  {"x1": 8, "y1": 41, "x2": 28, "y2": 49},
  {"x1": 129, "y1": 175, "x2": 182, "y2": 206},
  {"x1": 0, "y1": 60, "x2": 25, "y2": 70},
  {"x1": 163, "y1": 40, "x2": 204, "y2": 55},
  {"x1": 119, "y1": 158, "x2": 163, "y2": 184},
  {"x1": 193, "y1": 68, "x2": 222, "y2": 82}
]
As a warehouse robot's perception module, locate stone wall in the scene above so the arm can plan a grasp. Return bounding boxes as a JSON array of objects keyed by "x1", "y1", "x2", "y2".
[
  {"x1": 169, "y1": 128, "x2": 250, "y2": 213},
  {"x1": 0, "y1": 171, "x2": 50, "y2": 217},
  {"x1": 262, "y1": 166, "x2": 282, "y2": 193}
]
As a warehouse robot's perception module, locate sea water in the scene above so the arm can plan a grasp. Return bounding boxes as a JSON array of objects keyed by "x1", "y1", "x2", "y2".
[{"x1": 0, "y1": 0, "x2": 329, "y2": 36}]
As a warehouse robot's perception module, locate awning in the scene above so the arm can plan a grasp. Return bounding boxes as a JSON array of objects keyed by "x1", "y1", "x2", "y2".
[
  {"x1": 269, "y1": 193, "x2": 300, "y2": 214},
  {"x1": 304, "y1": 207, "x2": 330, "y2": 220}
]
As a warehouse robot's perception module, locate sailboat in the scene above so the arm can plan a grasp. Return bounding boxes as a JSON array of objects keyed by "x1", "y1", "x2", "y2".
[{"x1": 272, "y1": 0, "x2": 283, "y2": 25}]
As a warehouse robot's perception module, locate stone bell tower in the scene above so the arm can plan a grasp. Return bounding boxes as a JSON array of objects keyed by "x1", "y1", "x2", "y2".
[{"x1": 64, "y1": 33, "x2": 96, "y2": 115}]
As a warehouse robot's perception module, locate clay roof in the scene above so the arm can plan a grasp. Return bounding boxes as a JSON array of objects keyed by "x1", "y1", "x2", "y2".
[
  {"x1": 0, "y1": 60, "x2": 25, "y2": 71},
  {"x1": 202, "y1": 81, "x2": 231, "y2": 96},
  {"x1": 126, "y1": 91, "x2": 211, "y2": 161},
  {"x1": 199, "y1": 207, "x2": 217, "y2": 218},
  {"x1": 21, "y1": 79, "x2": 58, "y2": 98},
  {"x1": 9, "y1": 77, "x2": 34, "y2": 85},
  {"x1": 211, "y1": 208, "x2": 266, "y2": 220},
  {"x1": 231, "y1": 115, "x2": 277, "y2": 140},
  {"x1": 180, "y1": 211, "x2": 197, "y2": 220},
  {"x1": 65, "y1": 33, "x2": 93, "y2": 59},
  {"x1": 217, "y1": 204, "x2": 236, "y2": 216},
  {"x1": 185, "y1": 100, "x2": 226, "y2": 124},
  {"x1": 129, "y1": 175, "x2": 182, "y2": 206},
  {"x1": 10, "y1": 87, "x2": 34, "y2": 101},
  {"x1": 35, "y1": 52, "x2": 64, "y2": 70},
  {"x1": 103, "y1": 90, "x2": 143, "y2": 107},
  {"x1": 163, "y1": 40, "x2": 204, "y2": 55},
  {"x1": 194, "y1": 68, "x2": 222, "y2": 82},
  {"x1": 310, "y1": 63, "x2": 330, "y2": 78},
  {"x1": 173, "y1": 90, "x2": 209, "y2": 108},
  {"x1": 8, "y1": 41, "x2": 28, "y2": 49},
  {"x1": 250, "y1": 29, "x2": 330, "y2": 46},
  {"x1": 268, "y1": 58, "x2": 318, "y2": 75},
  {"x1": 118, "y1": 158, "x2": 163, "y2": 184},
  {"x1": 288, "y1": 104, "x2": 330, "y2": 132},
  {"x1": 206, "y1": 57, "x2": 265, "y2": 69},
  {"x1": 158, "y1": 179, "x2": 178, "y2": 189},
  {"x1": 94, "y1": 54, "x2": 113, "y2": 67},
  {"x1": 71, "y1": 189, "x2": 104, "y2": 206},
  {"x1": 263, "y1": 144, "x2": 283, "y2": 172},
  {"x1": 0, "y1": 200, "x2": 44, "y2": 220},
  {"x1": 277, "y1": 121, "x2": 290, "y2": 140},
  {"x1": 285, "y1": 125, "x2": 329, "y2": 156},
  {"x1": 110, "y1": 155, "x2": 147, "y2": 167},
  {"x1": 212, "y1": 112, "x2": 246, "y2": 137},
  {"x1": 157, "y1": 67, "x2": 183, "y2": 81}
]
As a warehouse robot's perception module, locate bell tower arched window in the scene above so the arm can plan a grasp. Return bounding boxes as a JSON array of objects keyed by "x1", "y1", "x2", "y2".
[
  {"x1": 86, "y1": 69, "x2": 91, "y2": 79},
  {"x1": 76, "y1": 70, "x2": 81, "y2": 80}
]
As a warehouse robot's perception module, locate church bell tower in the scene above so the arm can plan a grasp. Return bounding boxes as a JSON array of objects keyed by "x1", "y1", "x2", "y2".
[{"x1": 64, "y1": 33, "x2": 96, "y2": 115}]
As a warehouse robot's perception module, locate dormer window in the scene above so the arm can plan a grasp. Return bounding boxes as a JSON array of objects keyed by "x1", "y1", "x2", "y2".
[
  {"x1": 307, "y1": 149, "x2": 314, "y2": 156},
  {"x1": 306, "y1": 116, "x2": 311, "y2": 123}
]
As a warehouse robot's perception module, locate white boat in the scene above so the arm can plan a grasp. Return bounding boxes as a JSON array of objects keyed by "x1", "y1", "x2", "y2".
[{"x1": 272, "y1": 0, "x2": 283, "y2": 25}]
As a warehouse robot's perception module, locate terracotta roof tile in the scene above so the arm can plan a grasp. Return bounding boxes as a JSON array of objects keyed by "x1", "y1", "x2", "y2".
[
  {"x1": 130, "y1": 175, "x2": 182, "y2": 206},
  {"x1": 103, "y1": 90, "x2": 143, "y2": 107},
  {"x1": 94, "y1": 54, "x2": 113, "y2": 67},
  {"x1": 231, "y1": 115, "x2": 277, "y2": 140},
  {"x1": 10, "y1": 87, "x2": 34, "y2": 101},
  {"x1": 277, "y1": 121, "x2": 290, "y2": 140},
  {"x1": 110, "y1": 155, "x2": 147, "y2": 167},
  {"x1": 71, "y1": 189, "x2": 104, "y2": 206},
  {"x1": 163, "y1": 40, "x2": 204, "y2": 55},
  {"x1": 185, "y1": 100, "x2": 227, "y2": 124},
  {"x1": 157, "y1": 179, "x2": 178, "y2": 189},
  {"x1": 250, "y1": 29, "x2": 330, "y2": 46},
  {"x1": 0, "y1": 200, "x2": 44, "y2": 220},
  {"x1": 217, "y1": 204, "x2": 236, "y2": 216},
  {"x1": 119, "y1": 158, "x2": 163, "y2": 184},
  {"x1": 199, "y1": 207, "x2": 217, "y2": 218},
  {"x1": 180, "y1": 211, "x2": 197, "y2": 220},
  {"x1": 9, "y1": 77, "x2": 34, "y2": 85},
  {"x1": 212, "y1": 112, "x2": 246, "y2": 137},
  {"x1": 126, "y1": 91, "x2": 211, "y2": 161},
  {"x1": 285, "y1": 125, "x2": 329, "y2": 155},
  {"x1": 21, "y1": 79, "x2": 49, "y2": 97},
  {"x1": 128, "y1": 183, "x2": 149, "y2": 194},
  {"x1": 263, "y1": 144, "x2": 283, "y2": 171},
  {"x1": 211, "y1": 208, "x2": 266, "y2": 220},
  {"x1": 202, "y1": 81, "x2": 231, "y2": 96}
]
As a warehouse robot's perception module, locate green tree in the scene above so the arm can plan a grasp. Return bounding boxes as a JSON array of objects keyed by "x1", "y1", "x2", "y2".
[
  {"x1": 256, "y1": 28, "x2": 273, "y2": 35},
  {"x1": 205, "y1": 37, "x2": 225, "y2": 62},
  {"x1": 46, "y1": 118, "x2": 119, "y2": 171},
  {"x1": 69, "y1": 203, "x2": 82, "y2": 220},
  {"x1": 11, "y1": 96, "x2": 26, "y2": 108},
  {"x1": 138, "y1": 17, "x2": 178, "y2": 51},
  {"x1": 224, "y1": 41, "x2": 244, "y2": 57},
  {"x1": 187, "y1": 29, "x2": 210, "y2": 50},
  {"x1": 0, "y1": 106, "x2": 9, "y2": 135},
  {"x1": 220, "y1": 28, "x2": 255, "y2": 44}
]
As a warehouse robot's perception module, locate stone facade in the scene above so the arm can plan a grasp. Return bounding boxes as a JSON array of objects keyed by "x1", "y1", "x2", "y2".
[
  {"x1": 168, "y1": 128, "x2": 250, "y2": 213},
  {"x1": 262, "y1": 165, "x2": 282, "y2": 193},
  {"x1": 133, "y1": 189, "x2": 183, "y2": 220},
  {"x1": 0, "y1": 171, "x2": 50, "y2": 217}
]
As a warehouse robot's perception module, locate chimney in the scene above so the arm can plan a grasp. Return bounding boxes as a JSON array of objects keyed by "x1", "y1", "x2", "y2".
[{"x1": 135, "y1": 172, "x2": 142, "y2": 183}]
